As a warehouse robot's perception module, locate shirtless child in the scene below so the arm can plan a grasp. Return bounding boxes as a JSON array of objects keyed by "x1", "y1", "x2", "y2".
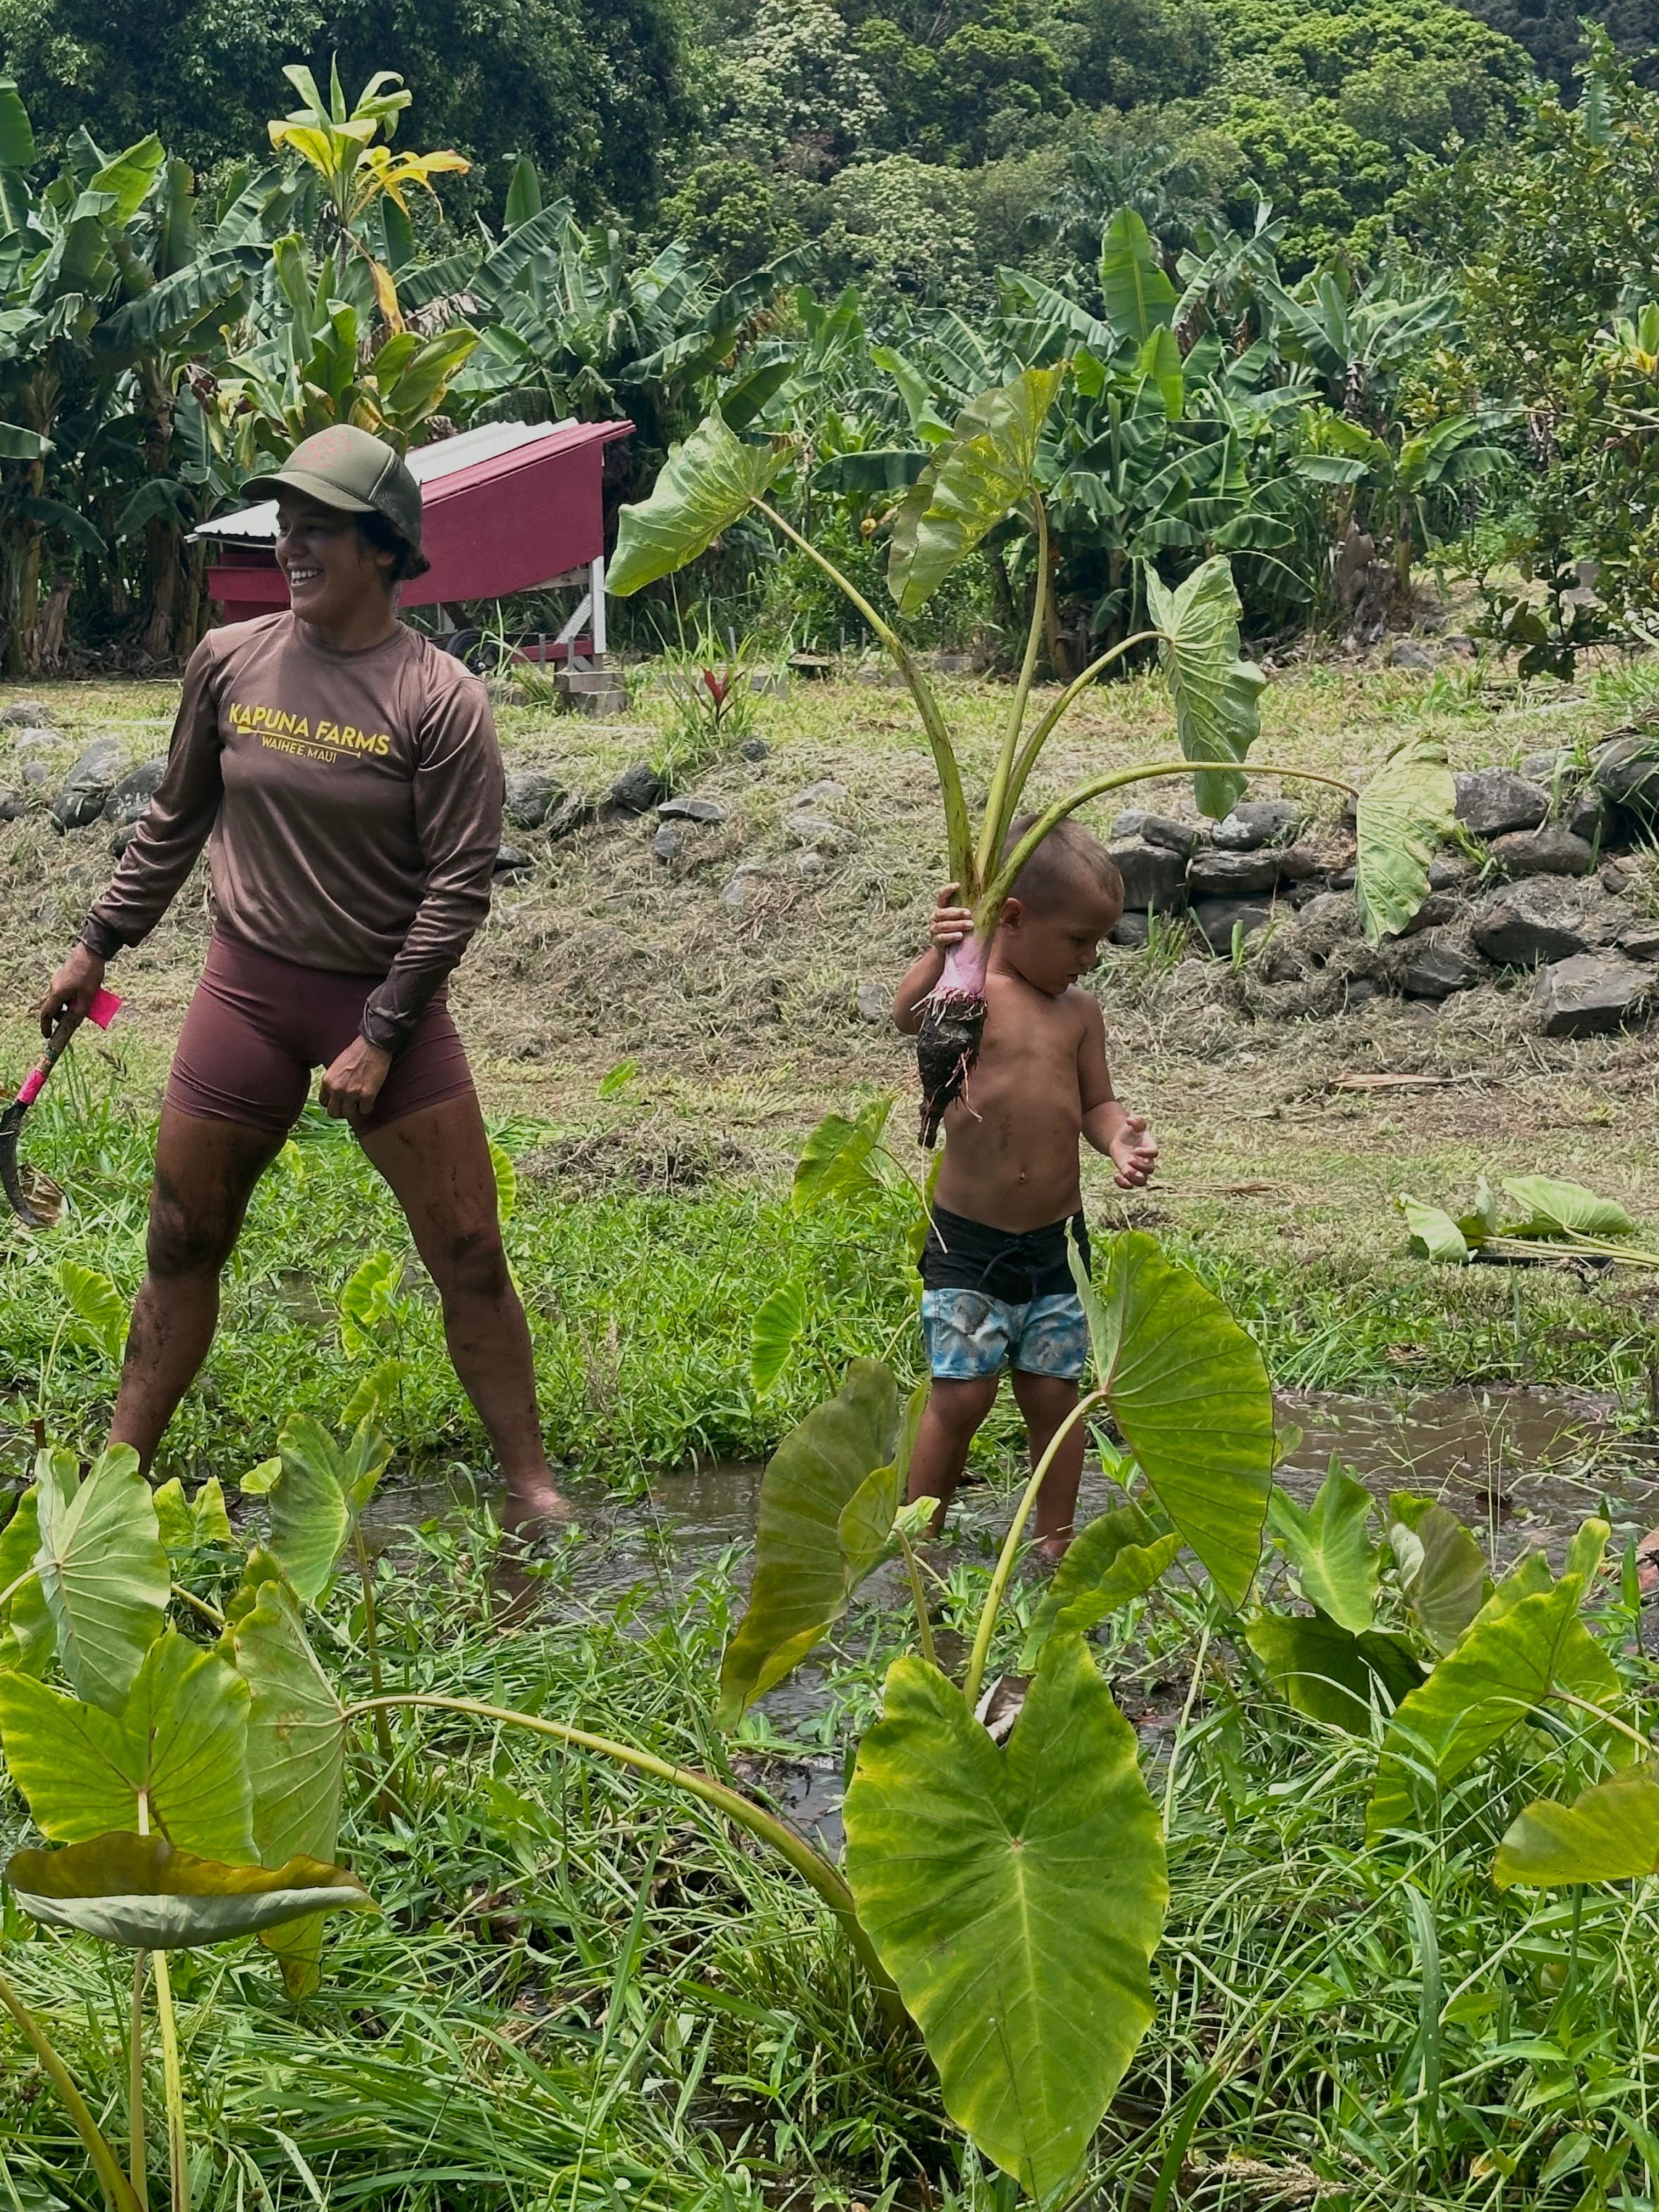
[{"x1": 892, "y1": 818, "x2": 1158, "y2": 1559}]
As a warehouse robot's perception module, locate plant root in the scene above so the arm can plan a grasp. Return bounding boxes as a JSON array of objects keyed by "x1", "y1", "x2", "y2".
[{"x1": 917, "y1": 990, "x2": 987, "y2": 1147}]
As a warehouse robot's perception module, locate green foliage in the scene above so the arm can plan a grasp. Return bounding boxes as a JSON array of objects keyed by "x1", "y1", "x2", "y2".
[
  {"x1": 1146, "y1": 557, "x2": 1266, "y2": 820},
  {"x1": 888, "y1": 365, "x2": 1061, "y2": 613},
  {"x1": 1354, "y1": 734, "x2": 1457, "y2": 947},
  {"x1": 1266, "y1": 1463, "x2": 1380, "y2": 1634},
  {"x1": 256, "y1": 1412, "x2": 392, "y2": 1605},
  {"x1": 1019, "y1": 1504, "x2": 1182, "y2": 1666},
  {"x1": 610, "y1": 414, "x2": 787, "y2": 595},
  {"x1": 31, "y1": 1447, "x2": 168, "y2": 1713},
  {"x1": 1495, "y1": 1766, "x2": 1659, "y2": 1889},
  {"x1": 715, "y1": 1359, "x2": 902, "y2": 1723},
  {"x1": 6, "y1": 1831, "x2": 372, "y2": 1950},
  {"x1": 843, "y1": 1634, "x2": 1167, "y2": 2199},
  {"x1": 1074, "y1": 1231, "x2": 1273, "y2": 1607}
]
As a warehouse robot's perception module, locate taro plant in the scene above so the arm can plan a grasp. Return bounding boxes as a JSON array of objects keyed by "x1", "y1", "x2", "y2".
[
  {"x1": 1400, "y1": 1173, "x2": 1659, "y2": 1271},
  {"x1": 0, "y1": 1430, "x2": 381, "y2": 2210},
  {"x1": 605, "y1": 367, "x2": 1456, "y2": 1141}
]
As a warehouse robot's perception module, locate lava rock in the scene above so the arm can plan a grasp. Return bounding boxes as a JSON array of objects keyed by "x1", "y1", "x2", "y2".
[
  {"x1": 1345, "y1": 977, "x2": 1384, "y2": 1003},
  {"x1": 1187, "y1": 848, "x2": 1281, "y2": 898},
  {"x1": 721, "y1": 862, "x2": 775, "y2": 907},
  {"x1": 1400, "y1": 935, "x2": 1485, "y2": 997},
  {"x1": 503, "y1": 768, "x2": 565, "y2": 830},
  {"x1": 1, "y1": 698, "x2": 53, "y2": 726},
  {"x1": 1522, "y1": 752, "x2": 1565, "y2": 783},
  {"x1": 1534, "y1": 951, "x2": 1656, "y2": 1036},
  {"x1": 1110, "y1": 912, "x2": 1151, "y2": 949},
  {"x1": 1192, "y1": 896, "x2": 1274, "y2": 951},
  {"x1": 493, "y1": 844, "x2": 533, "y2": 874},
  {"x1": 545, "y1": 791, "x2": 595, "y2": 841},
  {"x1": 20, "y1": 759, "x2": 49, "y2": 787},
  {"x1": 102, "y1": 757, "x2": 167, "y2": 829},
  {"x1": 10, "y1": 726, "x2": 55, "y2": 755},
  {"x1": 651, "y1": 824, "x2": 681, "y2": 862},
  {"x1": 1276, "y1": 842, "x2": 1327, "y2": 883},
  {"x1": 739, "y1": 738, "x2": 769, "y2": 761},
  {"x1": 785, "y1": 810, "x2": 857, "y2": 853},
  {"x1": 855, "y1": 981, "x2": 888, "y2": 1023},
  {"x1": 1108, "y1": 838, "x2": 1187, "y2": 913},
  {"x1": 1471, "y1": 878, "x2": 1599, "y2": 967},
  {"x1": 1592, "y1": 732, "x2": 1659, "y2": 812},
  {"x1": 1427, "y1": 854, "x2": 1472, "y2": 891},
  {"x1": 1602, "y1": 859, "x2": 1637, "y2": 895},
  {"x1": 1212, "y1": 799, "x2": 1301, "y2": 850},
  {"x1": 657, "y1": 794, "x2": 727, "y2": 825},
  {"x1": 1567, "y1": 786, "x2": 1608, "y2": 843},
  {"x1": 795, "y1": 850, "x2": 827, "y2": 878},
  {"x1": 1618, "y1": 921, "x2": 1659, "y2": 961},
  {"x1": 50, "y1": 738, "x2": 122, "y2": 830},
  {"x1": 1388, "y1": 640, "x2": 1436, "y2": 671},
  {"x1": 608, "y1": 763, "x2": 665, "y2": 814},
  {"x1": 1486, "y1": 824, "x2": 1598, "y2": 878},
  {"x1": 1400, "y1": 890, "x2": 1462, "y2": 938},
  {"x1": 1107, "y1": 809, "x2": 1207, "y2": 857},
  {"x1": 0, "y1": 793, "x2": 26, "y2": 821},
  {"x1": 1454, "y1": 768, "x2": 1549, "y2": 839},
  {"x1": 792, "y1": 778, "x2": 850, "y2": 814}
]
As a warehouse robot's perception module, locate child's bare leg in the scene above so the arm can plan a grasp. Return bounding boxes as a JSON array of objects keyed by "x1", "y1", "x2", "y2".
[
  {"x1": 907, "y1": 1374, "x2": 1001, "y2": 1533},
  {"x1": 1012, "y1": 1369, "x2": 1085, "y2": 1560}
]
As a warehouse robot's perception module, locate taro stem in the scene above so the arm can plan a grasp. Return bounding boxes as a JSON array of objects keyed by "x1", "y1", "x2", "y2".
[
  {"x1": 137, "y1": 1796, "x2": 187, "y2": 2212},
  {"x1": 345, "y1": 1692, "x2": 909, "y2": 2034},
  {"x1": 0, "y1": 1962, "x2": 143, "y2": 2212},
  {"x1": 129, "y1": 1953, "x2": 149, "y2": 2211}
]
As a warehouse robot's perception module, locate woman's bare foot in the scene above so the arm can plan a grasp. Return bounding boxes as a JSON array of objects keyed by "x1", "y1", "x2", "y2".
[{"x1": 503, "y1": 1464, "x2": 573, "y2": 1538}]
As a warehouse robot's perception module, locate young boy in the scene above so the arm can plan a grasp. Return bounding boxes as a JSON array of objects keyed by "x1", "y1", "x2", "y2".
[{"x1": 892, "y1": 817, "x2": 1158, "y2": 1559}]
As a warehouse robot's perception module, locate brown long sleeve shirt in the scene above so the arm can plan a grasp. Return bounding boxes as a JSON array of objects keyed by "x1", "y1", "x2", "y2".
[{"x1": 82, "y1": 612, "x2": 504, "y2": 1052}]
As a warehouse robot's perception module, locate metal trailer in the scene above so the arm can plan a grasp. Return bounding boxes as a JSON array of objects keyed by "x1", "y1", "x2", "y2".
[{"x1": 193, "y1": 417, "x2": 633, "y2": 668}]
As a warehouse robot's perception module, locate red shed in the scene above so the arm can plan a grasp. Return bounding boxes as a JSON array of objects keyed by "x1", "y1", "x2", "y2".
[{"x1": 195, "y1": 417, "x2": 633, "y2": 660}]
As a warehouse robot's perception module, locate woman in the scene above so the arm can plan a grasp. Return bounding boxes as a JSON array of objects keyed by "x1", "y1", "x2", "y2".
[{"x1": 40, "y1": 424, "x2": 567, "y2": 1532}]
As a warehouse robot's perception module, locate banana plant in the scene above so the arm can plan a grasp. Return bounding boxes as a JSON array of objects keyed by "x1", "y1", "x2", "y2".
[
  {"x1": 266, "y1": 60, "x2": 469, "y2": 325},
  {"x1": 0, "y1": 1433, "x2": 377, "y2": 2212},
  {"x1": 605, "y1": 363, "x2": 1455, "y2": 1144}
]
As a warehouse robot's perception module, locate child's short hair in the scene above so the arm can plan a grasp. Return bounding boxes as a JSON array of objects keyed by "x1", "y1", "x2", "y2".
[{"x1": 1002, "y1": 815, "x2": 1124, "y2": 916}]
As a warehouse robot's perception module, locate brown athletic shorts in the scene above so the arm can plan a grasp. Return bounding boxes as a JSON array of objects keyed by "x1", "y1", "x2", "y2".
[{"x1": 165, "y1": 928, "x2": 476, "y2": 1136}]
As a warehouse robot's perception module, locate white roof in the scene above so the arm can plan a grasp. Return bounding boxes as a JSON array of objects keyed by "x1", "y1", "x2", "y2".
[{"x1": 194, "y1": 420, "x2": 578, "y2": 543}]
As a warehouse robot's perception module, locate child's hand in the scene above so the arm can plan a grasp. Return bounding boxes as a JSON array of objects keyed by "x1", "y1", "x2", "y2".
[
  {"x1": 929, "y1": 882, "x2": 974, "y2": 951},
  {"x1": 1109, "y1": 1115, "x2": 1159, "y2": 1189}
]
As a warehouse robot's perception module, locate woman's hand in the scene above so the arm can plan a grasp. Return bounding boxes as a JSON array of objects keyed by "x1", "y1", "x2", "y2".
[
  {"x1": 319, "y1": 1035, "x2": 393, "y2": 1120},
  {"x1": 929, "y1": 882, "x2": 974, "y2": 950},
  {"x1": 38, "y1": 944, "x2": 106, "y2": 1039}
]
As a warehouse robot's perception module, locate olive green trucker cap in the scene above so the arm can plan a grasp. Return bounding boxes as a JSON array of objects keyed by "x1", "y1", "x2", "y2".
[{"x1": 247, "y1": 424, "x2": 423, "y2": 554}]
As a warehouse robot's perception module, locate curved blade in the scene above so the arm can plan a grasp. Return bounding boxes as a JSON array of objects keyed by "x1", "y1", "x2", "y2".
[{"x1": 0, "y1": 1099, "x2": 51, "y2": 1228}]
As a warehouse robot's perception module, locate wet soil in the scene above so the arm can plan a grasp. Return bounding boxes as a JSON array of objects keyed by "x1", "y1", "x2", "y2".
[{"x1": 358, "y1": 1383, "x2": 1659, "y2": 1852}]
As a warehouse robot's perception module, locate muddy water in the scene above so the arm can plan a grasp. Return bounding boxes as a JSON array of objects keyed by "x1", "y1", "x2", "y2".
[{"x1": 357, "y1": 1384, "x2": 1659, "y2": 1849}]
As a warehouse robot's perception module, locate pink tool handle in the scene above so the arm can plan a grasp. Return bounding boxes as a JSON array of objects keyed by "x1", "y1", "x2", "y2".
[
  {"x1": 16, "y1": 1068, "x2": 46, "y2": 1105},
  {"x1": 15, "y1": 989, "x2": 122, "y2": 1104},
  {"x1": 87, "y1": 987, "x2": 122, "y2": 1030}
]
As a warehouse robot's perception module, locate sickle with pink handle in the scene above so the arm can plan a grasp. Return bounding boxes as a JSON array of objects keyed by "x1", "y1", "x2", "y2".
[{"x1": 1, "y1": 986, "x2": 121, "y2": 1226}]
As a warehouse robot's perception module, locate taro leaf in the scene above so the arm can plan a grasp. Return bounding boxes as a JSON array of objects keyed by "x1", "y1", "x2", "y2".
[
  {"x1": 264, "y1": 1413, "x2": 392, "y2": 1604},
  {"x1": 1564, "y1": 1517, "x2": 1610, "y2": 1587},
  {"x1": 1074, "y1": 1232, "x2": 1273, "y2": 1608},
  {"x1": 844, "y1": 1633, "x2": 1166, "y2": 2200},
  {"x1": 607, "y1": 413, "x2": 785, "y2": 596},
  {"x1": 839, "y1": 1380, "x2": 929, "y2": 1584},
  {"x1": 1494, "y1": 1765, "x2": 1659, "y2": 1889},
  {"x1": 6, "y1": 1831, "x2": 372, "y2": 1950},
  {"x1": 1388, "y1": 1496, "x2": 1487, "y2": 1655},
  {"x1": 1500, "y1": 1176, "x2": 1634, "y2": 1240},
  {"x1": 33, "y1": 1445, "x2": 168, "y2": 1712},
  {"x1": 0, "y1": 1486, "x2": 50, "y2": 1675},
  {"x1": 750, "y1": 1283, "x2": 806, "y2": 1395},
  {"x1": 1098, "y1": 208, "x2": 1177, "y2": 342},
  {"x1": 1459, "y1": 1178, "x2": 1502, "y2": 1243},
  {"x1": 338, "y1": 1249, "x2": 397, "y2": 1356},
  {"x1": 792, "y1": 1096, "x2": 894, "y2": 1212},
  {"x1": 1246, "y1": 1610, "x2": 1423, "y2": 1733},
  {"x1": 1400, "y1": 1195, "x2": 1471, "y2": 1265},
  {"x1": 57, "y1": 1257, "x2": 127, "y2": 1364},
  {"x1": 716, "y1": 1360, "x2": 900, "y2": 1725},
  {"x1": 1367, "y1": 1577, "x2": 1619, "y2": 1840},
  {"x1": 230, "y1": 1580, "x2": 348, "y2": 1995},
  {"x1": 0, "y1": 1628, "x2": 254, "y2": 1861},
  {"x1": 888, "y1": 366, "x2": 1063, "y2": 617},
  {"x1": 1019, "y1": 1506, "x2": 1181, "y2": 1668},
  {"x1": 151, "y1": 1476, "x2": 233, "y2": 1556},
  {"x1": 1145, "y1": 556, "x2": 1266, "y2": 821},
  {"x1": 1355, "y1": 733, "x2": 1457, "y2": 946},
  {"x1": 1267, "y1": 1465, "x2": 1380, "y2": 1634}
]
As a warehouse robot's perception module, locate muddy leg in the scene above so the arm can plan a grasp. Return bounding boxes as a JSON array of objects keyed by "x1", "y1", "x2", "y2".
[
  {"x1": 1011, "y1": 1369, "x2": 1084, "y2": 1561},
  {"x1": 906, "y1": 1373, "x2": 1002, "y2": 1533}
]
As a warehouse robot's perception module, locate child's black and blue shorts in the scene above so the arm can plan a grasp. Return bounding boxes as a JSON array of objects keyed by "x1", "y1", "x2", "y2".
[{"x1": 918, "y1": 1205, "x2": 1092, "y2": 1381}]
